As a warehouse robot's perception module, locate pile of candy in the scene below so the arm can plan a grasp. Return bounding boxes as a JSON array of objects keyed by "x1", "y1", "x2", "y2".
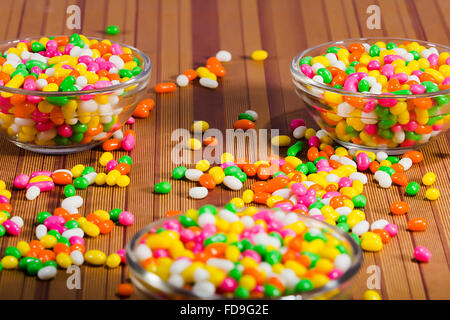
[
  {"x1": 0, "y1": 181, "x2": 24, "y2": 237},
  {"x1": 298, "y1": 41, "x2": 449, "y2": 148},
  {"x1": 0, "y1": 33, "x2": 144, "y2": 146},
  {"x1": 135, "y1": 207, "x2": 356, "y2": 299}
]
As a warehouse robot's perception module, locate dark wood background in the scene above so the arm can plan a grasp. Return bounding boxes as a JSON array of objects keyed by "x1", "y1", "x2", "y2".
[{"x1": 0, "y1": 0, "x2": 449, "y2": 299}]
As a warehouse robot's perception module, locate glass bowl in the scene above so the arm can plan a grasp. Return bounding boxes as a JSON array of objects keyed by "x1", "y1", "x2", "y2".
[
  {"x1": 0, "y1": 36, "x2": 151, "y2": 154},
  {"x1": 291, "y1": 37, "x2": 450, "y2": 155},
  {"x1": 126, "y1": 210, "x2": 363, "y2": 300}
]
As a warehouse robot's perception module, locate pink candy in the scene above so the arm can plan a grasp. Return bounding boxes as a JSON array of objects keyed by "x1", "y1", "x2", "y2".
[
  {"x1": 384, "y1": 223, "x2": 398, "y2": 237},
  {"x1": 14, "y1": 174, "x2": 30, "y2": 189},
  {"x1": 122, "y1": 134, "x2": 136, "y2": 151},
  {"x1": 290, "y1": 118, "x2": 306, "y2": 131},
  {"x1": 356, "y1": 152, "x2": 370, "y2": 171},
  {"x1": 414, "y1": 246, "x2": 431, "y2": 262},
  {"x1": 118, "y1": 211, "x2": 135, "y2": 226},
  {"x1": 2, "y1": 220, "x2": 21, "y2": 236}
]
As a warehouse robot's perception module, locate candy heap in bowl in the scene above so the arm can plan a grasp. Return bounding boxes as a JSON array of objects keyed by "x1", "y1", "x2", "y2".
[
  {"x1": 0, "y1": 34, "x2": 151, "y2": 154},
  {"x1": 291, "y1": 38, "x2": 450, "y2": 154}
]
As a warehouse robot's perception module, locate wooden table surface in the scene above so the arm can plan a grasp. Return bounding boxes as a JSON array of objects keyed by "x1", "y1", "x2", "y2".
[{"x1": 0, "y1": 0, "x2": 449, "y2": 300}]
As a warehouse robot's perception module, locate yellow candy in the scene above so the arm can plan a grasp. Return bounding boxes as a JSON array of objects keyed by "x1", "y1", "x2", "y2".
[
  {"x1": 82, "y1": 221, "x2": 100, "y2": 237},
  {"x1": 56, "y1": 253, "x2": 72, "y2": 269},
  {"x1": 40, "y1": 235, "x2": 58, "y2": 248},
  {"x1": 196, "y1": 159, "x2": 210, "y2": 172},
  {"x1": 242, "y1": 189, "x2": 255, "y2": 204},
  {"x1": 240, "y1": 275, "x2": 257, "y2": 291},
  {"x1": 220, "y1": 153, "x2": 234, "y2": 163},
  {"x1": 360, "y1": 232, "x2": 383, "y2": 252},
  {"x1": 305, "y1": 128, "x2": 316, "y2": 139},
  {"x1": 0, "y1": 180, "x2": 6, "y2": 190},
  {"x1": 425, "y1": 188, "x2": 440, "y2": 200},
  {"x1": 16, "y1": 241, "x2": 30, "y2": 256},
  {"x1": 0, "y1": 189, "x2": 11, "y2": 199},
  {"x1": 84, "y1": 250, "x2": 107, "y2": 265},
  {"x1": 230, "y1": 197, "x2": 245, "y2": 208},
  {"x1": 71, "y1": 164, "x2": 85, "y2": 178},
  {"x1": 225, "y1": 245, "x2": 240, "y2": 262},
  {"x1": 99, "y1": 152, "x2": 114, "y2": 166},
  {"x1": 363, "y1": 290, "x2": 382, "y2": 300},
  {"x1": 251, "y1": 50, "x2": 268, "y2": 61},
  {"x1": 191, "y1": 121, "x2": 210, "y2": 133},
  {"x1": 267, "y1": 195, "x2": 284, "y2": 208},
  {"x1": 94, "y1": 210, "x2": 110, "y2": 221},
  {"x1": 285, "y1": 260, "x2": 306, "y2": 277},
  {"x1": 422, "y1": 172, "x2": 436, "y2": 186},
  {"x1": 284, "y1": 156, "x2": 302, "y2": 168},
  {"x1": 117, "y1": 175, "x2": 131, "y2": 187},
  {"x1": 94, "y1": 172, "x2": 107, "y2": 185},
  {"x1": 1, "y1": 256, "x2": 18, "y2": 269},
  {"x1": 106, "y1": 253, "x2": 122, "y2": 268}
]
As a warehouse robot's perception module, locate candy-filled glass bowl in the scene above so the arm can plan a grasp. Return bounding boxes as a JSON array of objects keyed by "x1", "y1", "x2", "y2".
[
  {"x1": 0, "y1": 36, "x2": 151, "y2": 154},
  {"x1": 290, "y1": 38, "x2": 450, "y2": 155},
  {"x1": 126, "y1": 209, "x2": 363, "y2": 300}
]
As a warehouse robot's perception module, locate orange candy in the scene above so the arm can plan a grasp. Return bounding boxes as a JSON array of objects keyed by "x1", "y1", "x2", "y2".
[
  {"x1": 203, "y1": 136, "x2": 218, "y2": 146},
  {"x1": 51, "y1": 171, "x2": 72, "y2": 185},
  {"x1": 165, "y1": 210, "x2": 182, "y2": 217},
  {"x1": 390, "y1": 201, "x2": 410, "y2": 215},
  {"x1": 0, "y1": 203, "x2": 12, "y2": 213},
  {"x1": 243, "y1": 164, "x2": 257, "y2": 177},
  {"x1": 199, "y1": 174, "x2": 216, "y2": 190},
  {"x1": 233, "y1": 119, "x2": 255, "y2": 130},
  {"x1": 253, "y1": 192, "x2": 271, "y2": 204},
  {"x1": 70, "y1": 244, "x2": 85, "y2": 254},
  {"x1": 53, "y1": 243, "x2": 70, "y2": 255},
  {"x1": 307, "y1": 147, "x2": 319, "y2": 161},
  {"x1": 265, "y1": 176, "x2": 289, "y2": 193},
  {"x1": 155, "y1": 82, "x2": 176, "y2": 93},
  {"x1": 391, "y1": 172, "x2": 408, "y2": 186},
  {"x1": 373, "y1": 229, "x2": 390, "y2": 243},
  {"x1": 98, "y1": 220, "x2": 114, "y2": 234},
  {"x1": 183, "y1": 69, "x2": 198, "y2": 81},
  {"x1": 407, "y1": 218, "x2": 428, "y2": 231},
  {"x1": 102, "y1": 138, "x2": 122, "y2": 151},
  {"x1": 402, "y1": 151, "x2": 423, "y2": 163},
  {"x1": 38, "y1": 250, "x2": 56, "y2": 263},
  {"x1": 117, "y1": 283, "x2": 133, "y2": 297},
  {"x1": 369, "y1": 161, "x2": 380, "y2": 173},
  {"x1": 133, "y1": 98, "x2": 155, "y2": 118},
  {"x1": 115, "y1": 163, "x2": 131, "y2": 175},
  {"x1": 256, "y1": 164, "x2": 272, "y2": 180}
]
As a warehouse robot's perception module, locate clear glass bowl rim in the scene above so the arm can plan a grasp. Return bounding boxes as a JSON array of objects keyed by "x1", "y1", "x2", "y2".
[
  {"x1": 126, "y1": 212, "x2": 363, "y2": 300},
  {"x1": 290, "y1": 37, "x2": 450, "y2": 100},
  {"x1": 0, "y1": 36, "x2": 152, "y2": 96}
]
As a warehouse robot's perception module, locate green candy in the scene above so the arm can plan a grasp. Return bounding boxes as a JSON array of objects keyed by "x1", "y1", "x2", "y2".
[
  {"x1": 409, "y1": 50, "x2": 420, "y2": 60},
  {"x1": 232, "y1": 171, "x2": 247, "y2": 183},
  {"x1": 386, "y1": 42, "x2": 398, "y2": 50},
  {"x1": 317, "y1": 68, "x2": 332, "y2": 83},
  {"x1": 31, "y1": 41, "x2": 45, "y2": 52},
  {"x1": 392, "y1": 89, "x2": 412, "y2": 95},
  {"x1": 333, "y1": 84, "x2": 343, "y2": 89},
  {"x1": 54, "y1": 135, "x2": 69, "y2": 145},
  {"x1": 59, "y1": 76, "x2": 76, "y2": 92},
  {"x1": 172, "y1": 166, "x2": 187, "y2": 180},
  {"x1": 304, "y1": 231, "x2": 326, "y2": 242},
  {"x1": 299, "y1": 56, "x2": 313, "y2": 65},
  {"x1": 11, "y1": 69, "x2": 28, "y2": 78},
  {"x1": 345, "y1": 66, "x2": 356, "y2": 75},
  {"x1": 269, "y1": 232, "x2": 283, "y2": 246},
  {"x1": 19, "y1": 257, "x2": 38, "y2": 270},
  {"x1": 43, "y1": 260, "x2": 57, "y2": 268},
  {"x1": 71, "y1": 122, "x2": 88, "y2": 133},
  {"x1": 309, "y1": 201, "x2": 324, "y2": 211},
  {"x1": 105, "y1": 25, "x2": 120, "y2": 35},
  {"x1": 70, "y1": 133, "x2": 84, "y2": 144},
  {"x1": 306, "y1": 162, "x2": 317, "y2": 174},
  {"x1": 385, "y1": 156, "x2": 399, "y2": 164},
  {"x1": 369, "y1": 44, "x2": 380, "y2": 57},
  {"x1": 326, "y1": 47, "x2": 341, "y2": 54},
  {"x1": 336, "y1": 244, "x2": 348, "y2": 254},
  {"x1": 336, "y1": 222, "x2": 350, "y2": 233},
  {"x1": 26, "y1": 260, "x2": 43, "y2": 276},
  {"x1": 253, "y1": 244, "x2": 267, "y2": 259},
  {"x1": 265, "y1": 250, "x2": 282, "y2": 265},
  {"x1": 46, "y1": 96, "x2": 69, "y2": 106},
  {"x1": 296, "y1": 163, "x2": 309, "y2": 175},
  {"x1": 302, "y1": 252, "x2": 320, "y2": 267},
  {"x1": 82, "y1": 166, "x2": 95, "y2": 176},
  {"x1": 119, "y1": 155, "x2": 132, "y2": 165},
  {"x1": 36, "y1": 211, "x2": 52, "y2": 224},
  {"x1": 118, "y1": 69, "x2": 133, "y2": 78},
  {"x1": 64, "y1": 185, "x2": 76, "y2": 198},
  {"x1": 224, "y1": 166, "x2": 241, "y2": 176},
  {"x1": 406, "y1": 181, "x2": 420, "y2": 196},
  {"x1": 272, "y1": 171, "x2": 285, "y2": 178},
  {"x1": 378, "y1": 128, "x2": 393, "y2": 139},
  {"x1": 65, "y1": 220, "x2": 79, "y2": 229},
  {"x1": 378, "y1": 166, "x2": 395, "y2": 176},
  {"x1": 58, "y1": 237, "x2": 70, "y2": 246},
  {"x1": 224, "y1": 203, "x2": 237, "y2": 213},
  {"x1": 4, "y1": 247, "x2": 21, "y2": 259},
  {"x1": 295, "y1": 279, "x2": 313, "y2": 292},
  {"x1": 352, "y1": 194, "x2": 367, "y2": 208},
  {"x1": 313, "y1": 156, "x2": 327, "y2": 165},
  {"x1": 47, "y1": 230, "x2": 61, "y2": 240},
  {"x1": 350, "y1": 233, "x2": 361, "y2": 245},
  {"x1": 198, "y1": 205, "x2": 217, "y2": 215},
  {"x1": 228, "y1": 267, "x2": 242, "y2": 281},
  {"x1": 264, "y1": 284, "x2": 281, "y2": 297},
  {"x1": 287, "y1": 141, "x2": 304, "y2": 157},
  {"x1": 73, "y1": 177, "x2": 89, "y2": 189},
  {"x1": 102, "y1": 117, "x2": 115, "y2": 132},
  {"x1": 240, "y1": 239, "x2": 252, "y2": 251},
  {"x1": 234, "y1": 286, "x2": 250, "y2": 298},
  {"x1": 0, "y1": 225, "x2": 5, "y2": 237},
  {"x1": 154, "y1": 181, "x2": 172, "y2": 194},
  {"x1": 204, "y1": 233, "x2": 227, "y2": 247},
  {"x1": 69, "y1": 33, "x2": 81, "y2": 43},
  {"x1": 405, "y1": 131, "x2": 421, "y2": 141},
  {"x1": 337, "y1": 215, "x2": 347, "y2": 224},
  {"x1": 349, "y1": 61, "x2": 359, "y2": 67},
  {"x1": 109, "y1": 208, "x2": 123, "y2": 221},
  {"x1": 179, "y1": 215, "x2": 198, "y2": 228},
  {"x1": 358, "y1": 79, "x2": 370, "y2": 92},
  {"x1": 131, "y1": 66, "x2": 142, "y2": 76},
  {"x1": 238, "y1": 113, "x2": 254, "y2": 121},
  {"x1": 25, "y1": 60, "x2": 47, "y2": 72}
]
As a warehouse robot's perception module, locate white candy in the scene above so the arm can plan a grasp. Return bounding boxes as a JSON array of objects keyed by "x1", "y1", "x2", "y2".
[
  {"x1": 326, "y1": 173, "x2": 340, "y2": 183},
  {"x1": 176, "y1": 74, "x2": 189, "y2": 87},
  {"x1": 216, "y1": 50, "x2": 232, "y2": 62},
  {"x1": 244, "y1": 109, "x2": 258, "y2": 121},
  {"x1": 193, "y1": 268, "x2": 210, "y2": 282},
  {"x1": 10, "y1": 216, "x2": 23, "y2": 228},
  {"x1": 360, "y1": 111, "x2": 378, "y2": 124},
  {"x1": 79, "y1": 100, "x2": 98, "y2": 113},
  {"x1": 62, "y1": 228, "x2": 84, "y2": 239},
  {"x1": 393, "y1": 130, "x2": 405, "y2": 144},
  {"x1": 69, "y1": 46, "x2": 82, "y2": 57},
  {"x1": 352, "y1": 220, "x2": 370, "y2": 236},
  {"x1": 340, "y1": 157, "x2": 357, "y2": 168},
  {"x1": 37, "y1": 266, "x2": 57, "y2": 280},
  {"x1": 168, "y1": 274, "x2": 184, "y2": 287},
  {"x1": 336, "y1": 206, "x2": 352, "y2": 216},
  {"x1": 370, "y1": 219, "x2": 389, "y2": 231},
  {"x1": 334, "y1": 254, "x2": 352, "y2": 272},
  {"x1": 185, "y1": 169, "x2": 203, "y2": 181},
  {"x1": 350, "y1": 172, "x2": 368, "y2": 184},
  {"x1": 199, "y1": 78, "x2": 218, "y2": 89},
  {"x1": 379, "y1": 175, "x2": 392, "y2": 188},
  {"x1": 259, "y1": 262, "x2": 273, "y2": 278},
  {"x1": 192, "y1": 281, "x2": 215, "y2": 298},
  {"x1": 189, "y1": 187, "x2": 208, "y2": 199},
  {"x1": 374, "y1": 170, "x2": 389, "y2": 182},
  {"x1": 316, "y1": 129, "x2": 328, "y2": 139},
  {"x1": 70, "y1": 250, "x2": 84, "y2": 266},
  {"x1": 293, "y1": 126, "x2": 306, "y2": 139},
  {"x1": 223, "y1": 176, "x2": 243, "y2": 190},
  {"x1": 312, "y1": 74, "x2": 324, "y2": 84},
  {"x1": 136, "y1": 244, "x2": 152, "y2": 261},
  {"x1": 109, "y1": 55, "x2": 125, "y2": 69},
  {"x1": 84, "y1": 172, "x2": 97, "y2": 185},
  {"x1": 309, "y1": 208, "x2": 322, "y2": 216},
  {"x1": 170, "y1": 259, "x2": 191, "y2": 275},
  {"x1": 272, "y1": 188, "x2": 291, "y2": 199},
  {"x1": 241, "y1": 215, "x2": 255, "y2": 229},
  {"x1": 206, "y1": 258, "x2": 234, "y2": 272},
  {"x1": 198, "y1": 212, "x2": 215, "y2": 227},
  {"x1": 376, "y1": 151, "x2": 388, "y2": 162},
  {"x1": 218, "y1": 209, "x2": 239, "y2": 223},
  {"x1": 61, "y1": 196, "x2": 83, "y2": 209},
  {"x1": 398, "y1": 157, "x2": 412, "y2": 171},
  {"x1": 337, "y1": 102, "x2": 355, "y2": 117},
  {"x1": 112, "y1": 129, "x2": 124, "y2": 140},
  {"x1": 26, "y1": 186, "x2": 40, "y2": 200},
  {"x1": 36, "y1": 224, "x2": 47, "y2": 239},
  {"x1": 36, "y1": 78, "x2": 48, "y2": 90},
  {"x1": 311, "y1": 63, "x2": 325, "y2": 73},
  {"x1": 325, "y1": 53, "x2": 337, "y2": 65}
]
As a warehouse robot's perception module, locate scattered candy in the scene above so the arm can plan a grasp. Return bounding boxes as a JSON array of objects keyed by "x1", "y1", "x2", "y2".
[
  {"x1": 105, "y1": 25, "x2": 120, "y2": 35},
  {"x1": 425, "y1": 188, "x2": 440, "y2": 200},
  {"x1": 414, "y1": 246, "x2": 431, "y2": 262}
]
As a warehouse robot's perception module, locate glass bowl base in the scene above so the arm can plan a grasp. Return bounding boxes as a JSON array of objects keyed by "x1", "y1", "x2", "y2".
[
  {"x1": 10, "y1": 140, "x2": 103, "y2": 155},
  {"x1": 333, "y1": 138, "x2": 428, "y2": 155}
]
